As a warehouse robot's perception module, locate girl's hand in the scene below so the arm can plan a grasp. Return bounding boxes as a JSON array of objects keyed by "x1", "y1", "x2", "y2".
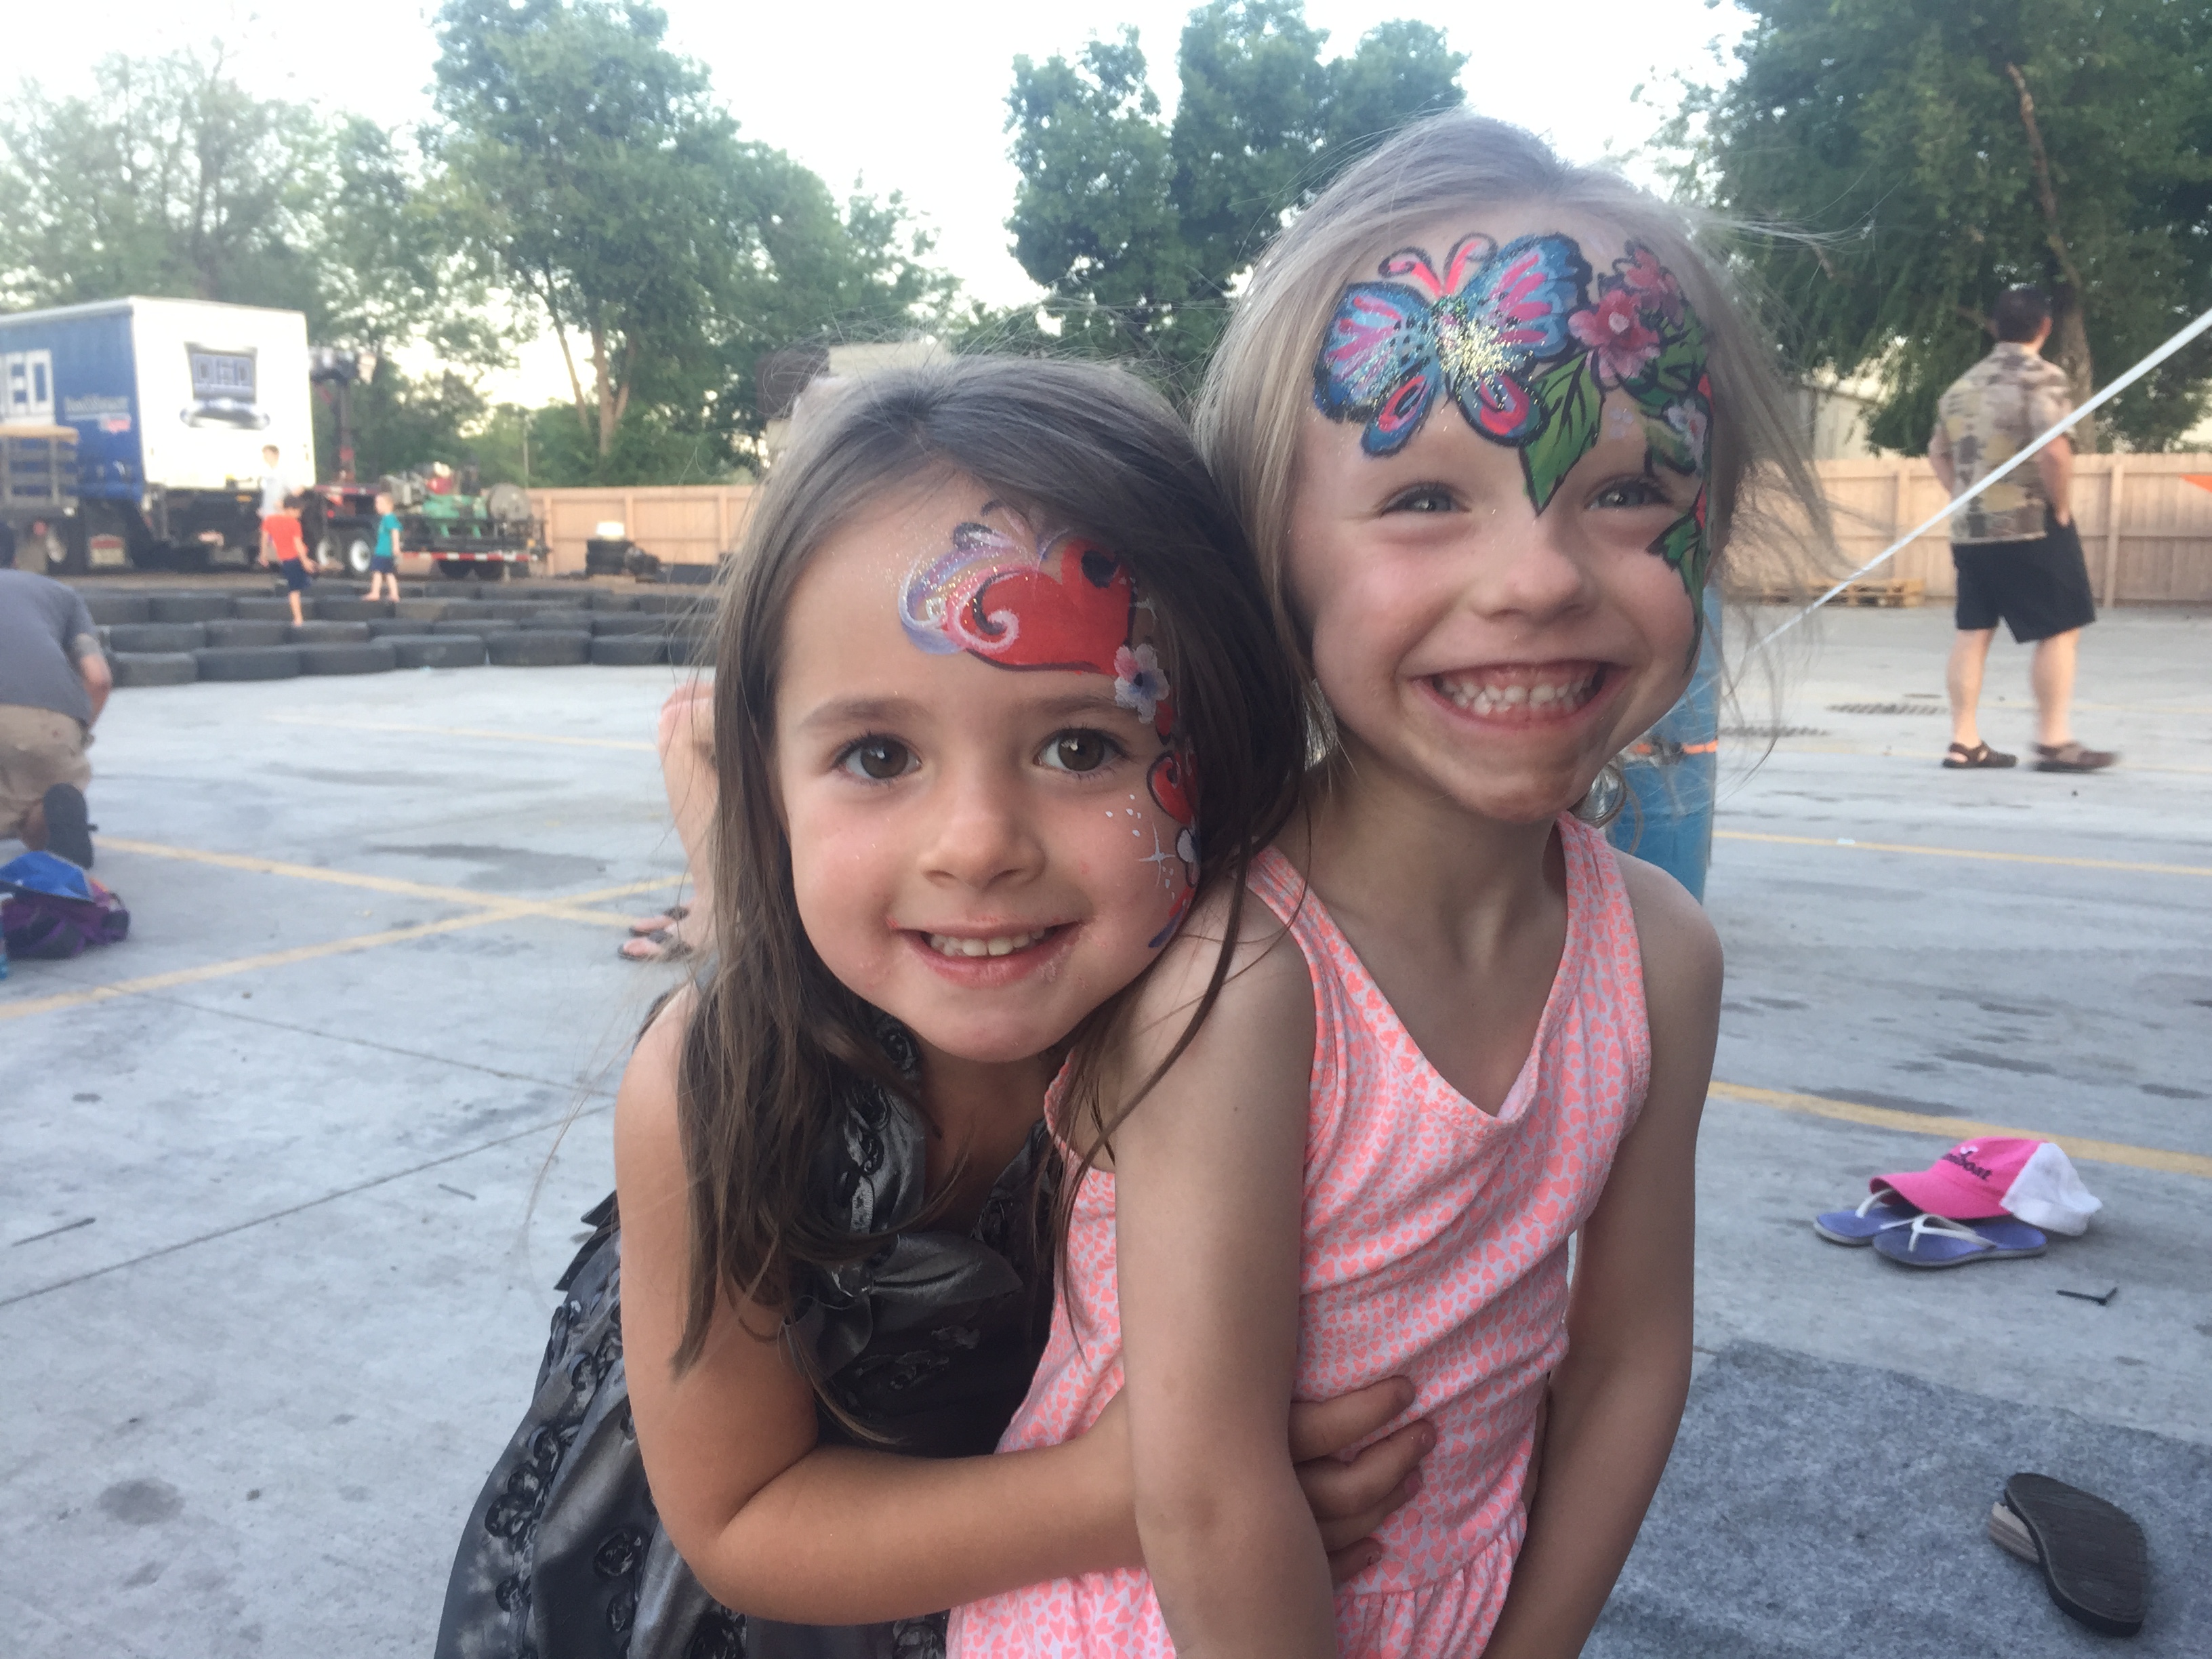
[
  {"x1": 1294, "y1": 1376, "x2": 1434, "y2": 1580},
  {"x1": 1084, "y1": 1376, "x2": 1433, "y2": 1584}
]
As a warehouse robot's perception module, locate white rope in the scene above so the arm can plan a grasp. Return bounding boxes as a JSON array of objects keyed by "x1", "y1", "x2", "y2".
[{"x1": 1754, "y1": 303, "x2": 2212, "y2": 653}]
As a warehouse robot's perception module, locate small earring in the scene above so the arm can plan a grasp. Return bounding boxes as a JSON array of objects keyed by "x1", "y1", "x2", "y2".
[{"x1": 1574, "y1": 758, "x2": 1629, "y2": 827}]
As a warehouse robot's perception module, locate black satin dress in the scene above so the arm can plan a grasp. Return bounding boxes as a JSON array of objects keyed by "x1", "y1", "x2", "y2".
[{"x1": 434, "y1": 1031, "x2": 1054, "y2": 1659}]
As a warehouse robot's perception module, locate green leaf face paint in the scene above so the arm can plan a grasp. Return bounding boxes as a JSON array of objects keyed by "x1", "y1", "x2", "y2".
[{"x1": 1314, "y1": 234, "x2": 1713, "y2": 622}]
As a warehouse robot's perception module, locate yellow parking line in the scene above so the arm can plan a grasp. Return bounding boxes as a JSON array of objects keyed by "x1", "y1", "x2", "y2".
[
  {"x1": 1709, "y1": 1082, "x2": 2212, "y2": 1180},
  {"x1": 0, "y1": 860, "x2": 687, "y2": 1023},
  {"x1": 563, "y1": 876, "x2": 693, "y2": 907},
  {"x1": 1714, "y1": 830, "x2": 2212, "y2": 879},
  {"x1": 98, "y1": 838, "x2": 684, "y2": 917},
  {"x1": 0, "y1": 913, "x2": 511, "y2": 1023},
  {"x1": 264, "y1": 714, "x2": 658, "y2": 752},
  {"x1": 99, "y1": 837, "x2": 554, "y2": 909}
]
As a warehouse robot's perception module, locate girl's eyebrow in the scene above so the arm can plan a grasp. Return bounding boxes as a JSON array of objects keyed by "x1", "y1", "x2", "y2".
[
  {"x1": 1025, "y1": 687, "x2": 1145, "y2": 721},
  {"x1": 795, "y1": 685, "x2": 1143, "y2": 736},
  {"x1": 794, "y1": 694, "x2": 920, "y2": 734}
]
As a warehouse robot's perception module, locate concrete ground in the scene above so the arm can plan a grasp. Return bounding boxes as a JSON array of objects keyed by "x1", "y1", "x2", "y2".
[{"x1": 3, "y1": 602, "x2": 2206, "y2": 1656}]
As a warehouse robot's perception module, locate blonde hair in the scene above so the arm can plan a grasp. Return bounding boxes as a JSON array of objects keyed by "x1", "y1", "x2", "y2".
[{"x1": 1193, "y1": 112, "x2": 1830, "y2": 661}]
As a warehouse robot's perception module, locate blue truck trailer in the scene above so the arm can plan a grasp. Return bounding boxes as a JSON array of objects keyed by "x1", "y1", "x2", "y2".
[{"x1": 0, "y1": 297, "x2": 313, "y2": 572}]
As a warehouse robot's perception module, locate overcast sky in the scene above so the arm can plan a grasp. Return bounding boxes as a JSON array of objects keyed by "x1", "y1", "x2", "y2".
[{"x1": 12, "y1": 0, "x2": 1751, "y2": 401}]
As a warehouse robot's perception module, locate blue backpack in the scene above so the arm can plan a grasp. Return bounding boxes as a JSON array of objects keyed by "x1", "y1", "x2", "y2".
[{"x1": 0, "y1": 851, "x2": 130, "y2": 960}]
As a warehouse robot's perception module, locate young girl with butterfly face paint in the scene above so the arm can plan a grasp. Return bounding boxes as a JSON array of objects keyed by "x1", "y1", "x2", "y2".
[
  {"x1": 949, "y1": 117, "x2": 1827, "y2": 1659},
  {"x1": 436, "y1": 359, "x2": 1441, "y2": 1659}
]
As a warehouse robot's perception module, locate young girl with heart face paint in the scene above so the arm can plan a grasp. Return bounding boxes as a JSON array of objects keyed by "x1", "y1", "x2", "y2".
[
  {"x1": 949, "y1": 119, "x2": 1828, "y2": 1658},
  {"x1": 436, "y1": 359, "x2": 1440, "y2": 1659}
]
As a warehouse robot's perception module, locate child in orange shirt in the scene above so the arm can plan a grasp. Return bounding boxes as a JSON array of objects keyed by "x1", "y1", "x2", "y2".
[{"x1": 264, "y1": 493, "x2": 313, "y2": 624}]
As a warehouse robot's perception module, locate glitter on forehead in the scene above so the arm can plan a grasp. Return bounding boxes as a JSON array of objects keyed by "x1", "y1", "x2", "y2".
[{"x1": 1435, "y1": 297, "x2": 1516, "y2": 388}]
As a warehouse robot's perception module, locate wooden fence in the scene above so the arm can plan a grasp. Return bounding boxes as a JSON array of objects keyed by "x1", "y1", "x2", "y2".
[
  {"x1": 529, "y1": 458, "x2": 2212, "y2": 603},
  {"x1": 1735, "y1": 454, "x2": 2212, "y2": 606},
  {"x1": 526, "y1": 485, "x2": 756, "y2": 574}
]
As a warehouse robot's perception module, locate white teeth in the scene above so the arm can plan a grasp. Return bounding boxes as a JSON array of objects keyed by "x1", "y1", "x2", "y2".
[
  {"x1": 1436, "y1": 670, "x2": 1598, "y2": 715},
  {"x1": 925, "y1": 928, "x2": 1048, "y2": 959}
]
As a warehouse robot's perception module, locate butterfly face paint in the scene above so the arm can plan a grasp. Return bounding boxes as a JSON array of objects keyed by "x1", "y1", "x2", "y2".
[
  {"x1": 901, "y1": 510, "x2": 1198, "y2": 945},
  {"x1": 1313, "y1": 235, "x2": 1714, "y2": 628}
]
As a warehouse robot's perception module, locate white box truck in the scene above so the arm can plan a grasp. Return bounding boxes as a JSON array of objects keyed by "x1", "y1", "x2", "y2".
[{"x1": 0, "y1": 296, "x2": 314, "y2": 572}]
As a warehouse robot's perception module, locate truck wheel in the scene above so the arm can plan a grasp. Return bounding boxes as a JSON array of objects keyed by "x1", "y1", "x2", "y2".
[
  {"x1": 590, "y1": 635, "x2": 669, "y2": 665},
  {"x1": 194, "y1": 646, "x2": 303, "y2": 682},
  {"x1": 386, "y1": 634, "x2": 487, "y2": 669},
  {"x1": 148, "y1": 593, "x2": 238, "y2": 623},
  {"x1": 298, "y1": 641, "x2": 398, "y2": 675},
  {"x1": 437, "y1": 559, "x2": 476, "y2": 580},
  {"x1": 107, "y1": 621, "x2": 210, "y2": 653},
  {"x1": 109, "y1": 651, "x2": 200, "y2": 687},
  {"x1": 206, "y1": 619, "x2": 290, "y2": 647},
  {"x1": 487, "y1": 629, "x2": 590, "y2": 667},
  {"x1": 472, "y1": 561, "x2": 509, "y2": 582},
  {"x1": 82, "y1": 592, "x2": 155, "y2": 626}
]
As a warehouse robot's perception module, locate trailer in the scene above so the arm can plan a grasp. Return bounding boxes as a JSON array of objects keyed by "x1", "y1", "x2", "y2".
[
  {"x1": 0, "y1": 297, "x2": 314, "y2": 572},
  {"x1": 308, "y1": 467, "x2": 541, "y2": 579},
  {"x1": 0, "y1": 423, "x2": 80, "y2": 571}
]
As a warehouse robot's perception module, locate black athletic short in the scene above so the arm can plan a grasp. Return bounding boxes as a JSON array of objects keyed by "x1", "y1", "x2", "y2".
[
  {"x1": 1952, "y1": 510, "x2": 2096, "y2": 644},
  {"x1": 279, "y1": 558, "x2": 313, "y2": 593}
]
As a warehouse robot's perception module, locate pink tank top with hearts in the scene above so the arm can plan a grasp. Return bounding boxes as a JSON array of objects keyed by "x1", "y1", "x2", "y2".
[{"x1": 949, "y1": 816, "x2": 1652, "y2": 1657}]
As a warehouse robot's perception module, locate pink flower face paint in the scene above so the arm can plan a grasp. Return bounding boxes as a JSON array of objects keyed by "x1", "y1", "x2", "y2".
[
  {"x1": 901, "y1": 510, "x2": 1199, "y2": 945},
  {"x1": 1313, "y1": 234, "x2": 1715, "y2": 628}
]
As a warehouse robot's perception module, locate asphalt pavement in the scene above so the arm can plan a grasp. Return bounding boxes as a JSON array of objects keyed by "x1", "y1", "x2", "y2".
[{"x1": 3, "y1": 599, "x2": 2205, "y2": 1656}]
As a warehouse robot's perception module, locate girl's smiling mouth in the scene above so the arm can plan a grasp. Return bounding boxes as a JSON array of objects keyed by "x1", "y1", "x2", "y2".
[
  {"x1": 924, "y1": 926, "x2": 1057, "y2": 959},
  {"x1": 1427, "y1": 661, "x2": 1614, "y2": 724},
  {"x1": 901, "y1": 922, "x2": 1077, "y2": 983}
]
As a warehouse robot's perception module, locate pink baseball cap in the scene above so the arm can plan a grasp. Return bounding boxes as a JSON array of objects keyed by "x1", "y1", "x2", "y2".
[{"x1": 1874, "y1": 1137, "x2": 2102, "y2": 1235}]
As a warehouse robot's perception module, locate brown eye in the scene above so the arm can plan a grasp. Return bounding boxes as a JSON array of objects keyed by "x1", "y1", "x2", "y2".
[
  {"x1": 1040, "y1": 730, "x2": 1114, "y2": 773},
  {"x1": 841, "y1": 737, "x2": 914, "y2": 780}
]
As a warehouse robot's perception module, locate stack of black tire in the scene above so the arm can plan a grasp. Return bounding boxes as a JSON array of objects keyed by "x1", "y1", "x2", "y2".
[{"x1": 86, "y1": 583, "x2": 718, "y2": 687}]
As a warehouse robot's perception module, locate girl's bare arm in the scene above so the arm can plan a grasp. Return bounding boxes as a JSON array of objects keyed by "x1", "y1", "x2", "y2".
[
  {"x1": 1112, "y1": 903, "x2": 1337, "y2": 1657},
  {"x1": 1480, "y1": 856, "x2": 1721, "y2": 1659},
  {"x1": 619, "y1": 989, "x2": 1427, "y2": 1624}
]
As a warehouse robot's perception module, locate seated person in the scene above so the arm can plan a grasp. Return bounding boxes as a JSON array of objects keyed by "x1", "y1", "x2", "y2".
[{"x1": 0, "y1": 567, "x2": 109, "y2": 868}]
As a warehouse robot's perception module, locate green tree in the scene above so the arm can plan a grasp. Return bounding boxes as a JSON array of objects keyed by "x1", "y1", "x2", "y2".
[
  {"x1": 432, "y1": 0, "x2": 743, "y2": 461},
  {"x1": 0, "y1": 47, "x2": 329, "y2": 314},
  {"x1": 432, "y1": 0, "x2": 955, "y2": 474},
  {"x1": 1668, "y1": 0, "x2": 2212, "y2": 451},
  {"x1": 312, "y1": 363, "x2": 487, "y2": 483},
  {"x1": 1000, "y1": 1, "x2": 1463, "y2": 380}
]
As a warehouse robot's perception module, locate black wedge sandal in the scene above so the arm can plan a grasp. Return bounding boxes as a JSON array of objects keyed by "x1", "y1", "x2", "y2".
[{"x1": 1942, "y1": 741, "x2": 2017, "y2": 769}]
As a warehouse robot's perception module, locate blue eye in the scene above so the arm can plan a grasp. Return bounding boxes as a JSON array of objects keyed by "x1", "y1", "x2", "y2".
[
  {"x1": 1038, "y1": 729, "x2": 1121, "y2": 773},
  {"x1": 839, "y1": 737, "x2": 915, "y2": 780}
]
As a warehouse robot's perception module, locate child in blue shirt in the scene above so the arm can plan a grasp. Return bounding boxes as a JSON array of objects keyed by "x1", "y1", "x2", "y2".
[{"x1": 369, "y1": 492, "x2": 403, "y2": 602}]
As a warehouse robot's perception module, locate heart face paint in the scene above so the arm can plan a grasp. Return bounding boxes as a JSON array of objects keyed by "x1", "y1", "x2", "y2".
[
  {"x1": 1313, "y1": 235, "x2": 1714, "y2": 627},
  {"x1": 902, "y1": 510, "x2": 1199, "y2": 945}
]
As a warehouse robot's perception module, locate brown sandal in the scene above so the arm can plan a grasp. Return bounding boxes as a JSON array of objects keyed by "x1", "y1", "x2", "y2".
[
  {"x1": 627, "y1": 902, "x2": 692, "y2": 937},
  {"x1": 619, "y1": 928, "x2": 697, "y2": 964},
  {"x1": 2034, "y1": 741, "x2": 2115, "y2": 773},
  {"x1": 1943, "y1": 741, "x2": 2016, "y2": 769}
]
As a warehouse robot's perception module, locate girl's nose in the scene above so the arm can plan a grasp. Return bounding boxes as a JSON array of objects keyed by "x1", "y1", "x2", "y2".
[
  {"x1": 920, "y1": 771, "x2": 1046, "y2": 891},
  {"x1": 1471, "y1": 513, "x2": 1594, "y2": 623}
]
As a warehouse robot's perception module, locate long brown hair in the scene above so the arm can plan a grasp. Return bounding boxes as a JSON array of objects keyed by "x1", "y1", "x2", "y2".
[{"x1": 672, "y1": 355, "x2": 1305, "y2": 1379}]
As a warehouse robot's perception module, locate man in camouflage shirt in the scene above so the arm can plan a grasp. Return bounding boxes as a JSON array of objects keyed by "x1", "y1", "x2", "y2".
[{"x1": 1926, "y1": 285, "x2": 2113, "y2": 773}]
